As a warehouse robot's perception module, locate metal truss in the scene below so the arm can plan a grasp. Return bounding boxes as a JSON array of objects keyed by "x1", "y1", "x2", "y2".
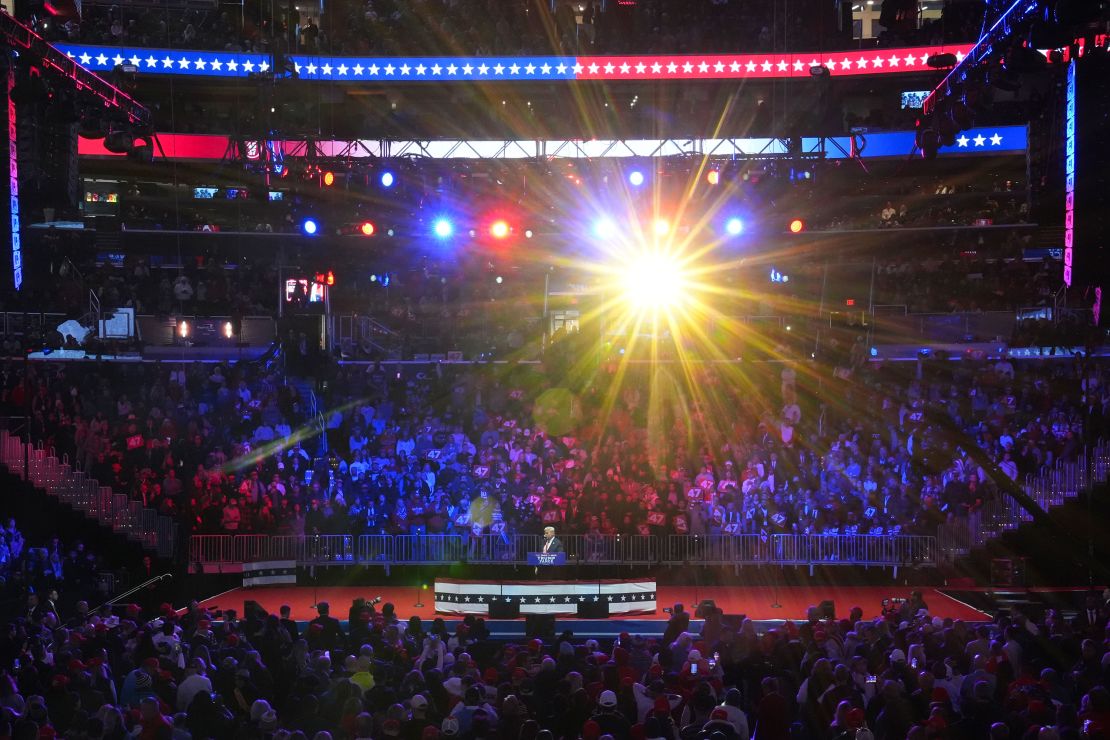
[
  {"x1": 922, "y1": 0, "x2": 1041, "y2": 116},
  {"x1": 1, "y1": 10, "x2": 150, "y2": 126}
]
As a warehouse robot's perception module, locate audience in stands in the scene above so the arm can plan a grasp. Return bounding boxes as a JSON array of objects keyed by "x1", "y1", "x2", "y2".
[
  {"x1": 0, "y1": 521, "x2": 105, "y2": 622},
  {"x1": 57, "y1": 0, "x2": 974, "y2": 57},
  {"x1": 1, "y1": 584, "x2": 1110, "y2": 739},
  {"x1": 1, "y1": 345, "x2": 1102, "y2": 554}
]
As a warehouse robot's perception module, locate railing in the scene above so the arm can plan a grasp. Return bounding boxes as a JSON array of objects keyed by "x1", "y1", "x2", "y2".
[
  {"x1": 187, "y1": 532, "x2": 936, "y2": 572},
  {"x1": 188, "y1": 442, "x2": 1110, "y2": 572},
  {"x1": 937, "y1": 442, "x2": 1110, "y2": 562},
  {"x1": 0, "y1": 430, "x2": 177, "y2": 558}
]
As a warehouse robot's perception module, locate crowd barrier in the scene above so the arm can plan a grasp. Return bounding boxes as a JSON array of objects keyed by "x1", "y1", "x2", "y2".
[
  {"x1": 0, "y1": 430, "x2": 177, "y2": 559},
  {"x1": 187, "y1": 531, "x2": 936, "y2": 575}
]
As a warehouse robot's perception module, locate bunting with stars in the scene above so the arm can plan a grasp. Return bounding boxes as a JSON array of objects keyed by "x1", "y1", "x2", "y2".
[
  {"x1": 54, "y1": 43, "x2": 974, "y2": 83},
  {"x1": 434, "y1": 579, "x2": 656, "y2": 616},
  {"x1": 242, "y1": 560, "x2": 297, "y2": 588}
]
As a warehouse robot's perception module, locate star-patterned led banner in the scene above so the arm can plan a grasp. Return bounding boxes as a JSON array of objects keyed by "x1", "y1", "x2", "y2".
[
  {"x1": 55, "y1": 43, "x2": 972, "y2": 82},
  {"x1": 77, "y1": 126, "x2": 1027, "y2": 161},
  {"x1": 434, "y1": 579, "x2": 657, "y2": 615},
  {"x1": 242, "y1": 560, "x2": 297, "y2": 587}
]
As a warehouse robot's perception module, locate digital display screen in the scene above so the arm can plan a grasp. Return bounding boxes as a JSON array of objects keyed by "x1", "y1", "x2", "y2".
[
  {"x1": 901, "y1": 90, "x2": 930, "y2": 109},
  {"x1": 284, "y1": 279, "x2": 326, "y2": 303}
]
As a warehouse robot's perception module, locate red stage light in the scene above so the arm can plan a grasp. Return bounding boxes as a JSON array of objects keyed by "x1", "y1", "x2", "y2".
[
  {"x1": 326, "y1": 271, "x2": 335, "y2": 286},
  {"x1": 490, "y1": 220, "x2": 511, "y2": 239},
  {"x1": 789, "y1": 219, "x2": 805, "y2": 233},
  {"x1": 322, "y1": 171, "x2": 335, "y2": 187},
  {"x1": 706, "y1": 170, "x2": 720, "y2": 185},
  {"x1": 359, "y1": 221, "x2": 375, "y2": 236}
]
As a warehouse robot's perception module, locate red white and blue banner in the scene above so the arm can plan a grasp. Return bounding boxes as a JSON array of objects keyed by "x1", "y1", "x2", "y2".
[
  {"x1": 434, "y1": 579, "x2": 657, "y2": 616},
  {"x1": 78, "y1": 126, "x2": 1027, "y2": 161},
  {"x1": 242, "y1": 560, "x2": 298, "y2": 588},
  {"x1": 55, "y1": 43, "x2": 973, "y2": 82}
]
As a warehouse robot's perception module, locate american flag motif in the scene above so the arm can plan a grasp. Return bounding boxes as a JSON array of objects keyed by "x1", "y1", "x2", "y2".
[
  {"x1": 435, "y1": 579, "x2": 657, "y2": 615},
  {"x1": 57, "y1": 44, "x2": 974, "y2": 83}
]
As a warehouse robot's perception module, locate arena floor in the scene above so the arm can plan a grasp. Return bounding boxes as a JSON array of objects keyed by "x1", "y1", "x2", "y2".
[{"x1": 196, "y1": 584, "x2": 991, "y2": 628}]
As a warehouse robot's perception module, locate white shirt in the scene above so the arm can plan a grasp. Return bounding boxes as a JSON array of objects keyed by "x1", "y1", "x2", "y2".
[{"x1": 176, "y1": 673, "x2": 213, "y2": 711}]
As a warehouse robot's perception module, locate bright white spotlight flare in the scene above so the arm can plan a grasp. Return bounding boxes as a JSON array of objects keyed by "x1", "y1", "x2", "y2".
[{"x1": 619, "y1": 251, "x2": 688, "y2": 311}]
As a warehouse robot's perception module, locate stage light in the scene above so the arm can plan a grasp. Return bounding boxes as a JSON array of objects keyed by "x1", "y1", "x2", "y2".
[
  {"x1": 325, "y1": 271, "x2": 335, "y2": 286},
  {"x1": 495, "y1": 276, "x2": 504, "y2": 284},
  {"x1": 789, "y1": 219, "x2": 805, "y2": 233},
  {"x1": 433, "y1": 218, "x2": 454, "y2": 238},
  {"x1": 725, "y1": 217, "x2": 744, "y2": 236},
  {"x1": 359, "y1": 221, "x2": 376, "y2": 236},
  {"x1": 594, "y1": 218, "x2": 618, "y2": 239},
  {"x1": 525, "y1": 229, "x2": 534, "y2": 239},
  {"x1": 653, "y1": 219, "x2": 670, "y2": 237},
  {"x1": 620, "y1": 252, "x2": 685, "y2": 311},
  {"x1": 490, "y1": 220, "x2": 511, "y2": 239},
  {"x1": 302, "y1": 218, "x2": 319, "y2": 235},
  {"x1": 223, "y1": 321, "x2": 234, "y2": 339},
  {"x1": 380, "y1": 171, "x2": 395, "y2": 188},
  {"x1": 322, "y1": 171, "x2": 335, "y2": 187},
  {"x1": 370, "y1": 274, "x2": 378, "y2": 282},
  {"x1": 178, "y1": 320, "x2": 188, "y2": 339},
  {"x1": 628, "y1": 169, "x2": 645, "y2": 187},
  {"x1": 707, "y1": 170, "x2": 720, "y2": 186}
]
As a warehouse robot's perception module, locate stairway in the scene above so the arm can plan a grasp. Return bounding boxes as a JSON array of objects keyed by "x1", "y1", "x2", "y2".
[
  {"x1": 0, "y1": 431, "x2": 177, "y2": 559},
  {"x1": 938, "y1": 444, "x2": 1110, "y2": 584}
]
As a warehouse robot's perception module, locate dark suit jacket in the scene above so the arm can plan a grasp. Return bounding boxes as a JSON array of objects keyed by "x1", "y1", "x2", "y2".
[
  {"x1": 280, "y1": 617, "x2": 299, "y2": 641},
  {"x1": 542, "y1": 537, "x2": 565, "y2": 554},
  {"x1": 307, "y1": 614, "x2": 345, "y2": 651}
]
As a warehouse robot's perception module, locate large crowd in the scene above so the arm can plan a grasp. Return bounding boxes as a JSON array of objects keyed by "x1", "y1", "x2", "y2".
[
  {"x1": 2, "y1": 577, "x2": 1110, "y2": 739},
  {"x1": 53, "y1": 0, "x2": 976, "y2": 58},
  {"x1": 0, "y1": 334, "x2": 1101, "y2": 544}
]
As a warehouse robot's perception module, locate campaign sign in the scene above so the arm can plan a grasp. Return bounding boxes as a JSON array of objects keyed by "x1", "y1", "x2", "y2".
[{"x1": 527, "y1": 552, "x2": 567, "y2": 566}]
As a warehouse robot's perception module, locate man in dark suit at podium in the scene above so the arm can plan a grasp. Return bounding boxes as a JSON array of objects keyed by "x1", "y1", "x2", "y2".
[
  {"x1": 541, "y1": 526, "x2": 565, "y2": 555},
  {"x1": 534, "y1": 526, "x2": 566, "y2": 577}
]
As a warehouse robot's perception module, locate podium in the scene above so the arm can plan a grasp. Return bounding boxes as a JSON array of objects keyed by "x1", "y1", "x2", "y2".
[{"x1": 527, "y1": 552, "x2": 567, "y2": 567}]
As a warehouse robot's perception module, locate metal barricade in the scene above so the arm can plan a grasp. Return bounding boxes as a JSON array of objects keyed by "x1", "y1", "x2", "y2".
[
  {"x1": 394, "y1": 535, "x2": 465, "y2": 564},
  {"x1": 303, "y1": 534, "x2": 356, "y2": 562},
  {"x1": 359, "y1": 535, "x2": 394, "y2": 563},
  {"x1": 189, "y1": 535, "x2": 234, "y2": 563},
  {"x1": 625, "y1": 534, "x2": 659, "y2": 564}
]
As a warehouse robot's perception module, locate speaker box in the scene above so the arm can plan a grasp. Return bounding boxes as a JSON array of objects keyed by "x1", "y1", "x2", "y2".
[
  {"x1": 488, "y1": 600, "x2": 521, "y2": 619},
  {"x1": 818, "y1": 600, "x2": 836, "y2": 620},
  {"x1": 694, "y1": 599, "x2": 717, "y2": 618},
  {"x1": 525, "y1": 613, "x2": 556, "y2": 640},
  {"x1": 577, "y1": 600, "x2": 610, "y2": 619}
]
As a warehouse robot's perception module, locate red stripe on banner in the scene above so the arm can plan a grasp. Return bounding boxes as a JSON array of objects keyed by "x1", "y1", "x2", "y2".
[
  {"x1": 575, "y1": 45, "x2": 973, "y2": 81},
  {"x1": 79, "y1": 133, "x2": 231, "y2": 159}
]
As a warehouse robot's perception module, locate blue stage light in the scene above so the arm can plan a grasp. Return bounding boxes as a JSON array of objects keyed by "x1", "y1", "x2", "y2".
[
  {"x1": 628, "y1": 170, "x2": 645, "y2": 187},
  {"x1": 433, "y1": 218, "x2": 454, "y2": 238},
  {"x1": 302, "y1": 218, "x2": 319, "y2": 235},
  {"x1": 725, "y1": 217, "x2": 744, "y2": 235},
  {"x1": 380, "y1": 171, "x2": 396, "y2": 188}
]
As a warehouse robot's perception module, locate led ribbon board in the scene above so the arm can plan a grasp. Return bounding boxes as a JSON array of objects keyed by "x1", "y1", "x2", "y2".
[
  {"x1": 77, "y1": 126, "x2": 1028, "y2": 161},
  {"x1": 6, "y1": 63, "x2": 20, "y2": 291},
  {"x1": 56, "y1": 43, "x2": 973, "y2": 82},
  {"x1": 1064, "y1": 59, "x2": 1075, "y2": 287}
]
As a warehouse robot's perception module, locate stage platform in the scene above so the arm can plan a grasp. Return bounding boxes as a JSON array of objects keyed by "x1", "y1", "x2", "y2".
[{"x1": 197, "y1": 584, "x2": 990, "y2": 637}]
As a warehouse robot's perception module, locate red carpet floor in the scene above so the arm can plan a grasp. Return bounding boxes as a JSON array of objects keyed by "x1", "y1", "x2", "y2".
[{"x1": 197, "y1": 585, "x2": 989, "y2": 623}]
